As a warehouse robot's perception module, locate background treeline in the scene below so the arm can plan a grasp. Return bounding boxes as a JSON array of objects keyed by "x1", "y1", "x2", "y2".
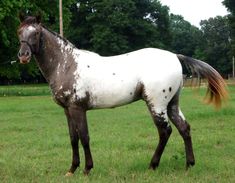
[{"x1": 0, "y1": 0, "x2": 234, "y2": 84}]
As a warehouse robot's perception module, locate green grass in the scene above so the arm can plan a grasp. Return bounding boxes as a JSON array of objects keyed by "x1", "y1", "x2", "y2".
[
  {"x1": 0, "y1": 84, "x2": 50, "y2": 97},
  {"x1": 0, "y1": 85, "x2": 235, "y2": 183}
]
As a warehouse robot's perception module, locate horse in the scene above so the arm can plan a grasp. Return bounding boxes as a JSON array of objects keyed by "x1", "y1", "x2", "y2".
[{"x1": 17, "y1": 15, "x2": 228, "y2": 176}]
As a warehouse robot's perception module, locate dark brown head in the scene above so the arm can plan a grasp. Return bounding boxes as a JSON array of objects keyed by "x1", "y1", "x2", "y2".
[{"x1": 17, "y1": 13, "x2": 42, "y2": 64}]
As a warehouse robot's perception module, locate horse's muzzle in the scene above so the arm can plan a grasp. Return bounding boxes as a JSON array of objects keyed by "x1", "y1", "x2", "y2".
[
  {"x1": 18, "y1": 50, "x2": 31, "y2": 64},
  {"x1": 19, "y1": 55, "x2": 31, "y2": 64}
]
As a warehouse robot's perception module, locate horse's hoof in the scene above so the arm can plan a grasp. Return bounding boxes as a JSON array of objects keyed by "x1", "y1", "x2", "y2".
[
  {"x1": 186, "y1": 161, "x2": 195, "y2": 170},
  {"x1": 65, "y1": 172, "x2": 74, "y2": 177},
  {"x1": 149, "y1": 166, "x2": 155, "y2": 171},
  {"x1": 148, "y1": 163, "x2": 158, "y2": 170},
  {"x1": 83, "y1": 169, "x2": 90, "y2": 176}
]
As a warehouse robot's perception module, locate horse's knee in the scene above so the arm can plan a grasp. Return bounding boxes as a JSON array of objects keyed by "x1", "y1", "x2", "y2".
[
  {"x1": 167, "y1": 106, "x2": 190, "y2": 138},
  {"x1": 178, "y1": 121, "x2": 191, "y2": 139},
  {"x1": 70, "y1": 135, "x2": 78, "y2": 144},
  {"x1": 79, "y1": 133, "x2": 90, "y2": 147},
  {"x1": 167, "y1": 105, "x2": 179, "y2": 122},
  {"x1": 167, "y1": 125, "x2": 172, "y2": 136},
  {"x1": 157, "y1": 123, "x2": 172, "y2": 140},
  {"x1": 153, "y1": 112, "x2": 172, "y2": 138}
]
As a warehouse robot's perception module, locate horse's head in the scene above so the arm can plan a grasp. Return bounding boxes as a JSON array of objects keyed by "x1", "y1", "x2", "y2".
[{"x1": 17, "y1": 14, "x2": 42, "y2": 64}]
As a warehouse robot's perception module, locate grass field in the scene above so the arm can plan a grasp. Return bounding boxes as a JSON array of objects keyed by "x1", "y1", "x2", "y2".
[{"x1": 0, "y1": 85, "x2": 235, "y2": 183}]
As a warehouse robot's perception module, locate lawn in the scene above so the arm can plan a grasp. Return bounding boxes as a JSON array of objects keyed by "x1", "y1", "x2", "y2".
[{"x1": 0, "y1": 85, "x2": 234, "y2": 183}]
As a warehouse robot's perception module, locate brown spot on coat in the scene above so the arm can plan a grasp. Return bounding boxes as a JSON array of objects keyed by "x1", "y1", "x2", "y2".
[{"x1": 133, "y1": 82, "x2": 144, "y2": 101}]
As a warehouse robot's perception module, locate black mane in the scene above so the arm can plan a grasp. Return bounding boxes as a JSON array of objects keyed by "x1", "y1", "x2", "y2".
[{"x1": 42, "y1": 25, "x2": 71, "y2": 47}]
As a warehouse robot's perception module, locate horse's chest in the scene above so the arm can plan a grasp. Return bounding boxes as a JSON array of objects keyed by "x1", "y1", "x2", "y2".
[{"x1": 51, "y1": 86, "x2": 72, "y2": 107}]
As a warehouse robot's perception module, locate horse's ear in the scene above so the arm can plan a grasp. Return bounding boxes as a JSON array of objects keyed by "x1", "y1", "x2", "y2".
[
  {"x1": 35, "y1": 13, "x2": 42, "y2": 23},
  {"x1": 19, "y1": 12, "x2": 25, "y2": 22}
]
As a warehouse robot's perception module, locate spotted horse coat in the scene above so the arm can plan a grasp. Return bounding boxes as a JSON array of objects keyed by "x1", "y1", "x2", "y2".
[{"x1": 17, "y1": 15, "x2": 228, "y2": 176}]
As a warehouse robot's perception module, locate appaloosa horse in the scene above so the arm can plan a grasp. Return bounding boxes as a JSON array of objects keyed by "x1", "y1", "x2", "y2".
[{"x1": 17, "y1": 15, "x2": 228, "y2": 176}]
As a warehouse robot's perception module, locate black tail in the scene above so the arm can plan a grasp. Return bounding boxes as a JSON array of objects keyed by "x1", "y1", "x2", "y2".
[{"x1": 177, "y1": 54, "x2": 228, "y2": 109}]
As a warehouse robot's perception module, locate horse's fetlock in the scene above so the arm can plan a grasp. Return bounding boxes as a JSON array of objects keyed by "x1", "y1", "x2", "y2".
[
  {"x1": 83, "y1": 164, "x2": 93, "y2": 176},
  {"x1": 87, "y1": 163, "x2": 93, "y2": 170},
  {"x1": 149, "y1": 162, "x2": 159, "y2": 170},
  {"x1": 186, "y1": 160, "x2": 195, "y2": 170},
  {"x1": 73, "y1": 160, "x2": 80, "y2": 167}
]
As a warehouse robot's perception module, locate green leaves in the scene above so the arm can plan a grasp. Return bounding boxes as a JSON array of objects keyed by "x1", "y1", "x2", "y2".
[
  {"x1": 0, "y1": 0, "x2": 234, "y2": 82},
  {"x1": 223, "y1": 0, "x2": 235, "y2": 59},
  {"x1": 170, "y1": 14, "x2": 202, "y2": 56},
  {"x1": 0, "y1": 0, "x2": 75, "y2": 81},
  {"x1": 199, "y1": 16, "x2": 232, "y2": 74},
  {"x1": 68, "y1": 0, "x2": 171, "y2": 55}
]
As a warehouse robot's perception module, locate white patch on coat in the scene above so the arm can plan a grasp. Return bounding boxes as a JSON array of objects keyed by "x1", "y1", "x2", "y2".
[
  {"x1": 21, "y1": 25, "x2": 37, "y2": 38},
  {"x1": 56, "y1": 38, "x2": 74, "y2": 72},
  {"x1": 64, "y1": 90, "x2": 71, "y2": 96},
  {"x1": 27, "y1": 26, "x2": 36, "y2": 32},
  {"x1": 56, "y1": 63, "x2": 61, "y2": 76},
  {"x1": 70, "y1": 48, "x2": 183, "y2": 109},
  {"x1": 179, "y1": 108, "x2": 186, "y2": 121},
  {"x1": 63, "y1": 59, "x2": 68, "y2": 71}
]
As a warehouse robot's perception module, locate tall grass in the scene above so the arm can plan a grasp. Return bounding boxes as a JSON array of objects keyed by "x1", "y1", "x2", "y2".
[{"x1": 0, "y1": 85, "x2": 234, "y2": 182}]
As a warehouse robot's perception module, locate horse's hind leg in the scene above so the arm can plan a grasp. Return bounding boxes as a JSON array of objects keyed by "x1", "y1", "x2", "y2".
[
  {"x1": 167, "y1": 91, "x2": 195, "y2": 169},
  {"x1": 147, "y1": 103, "x2": 172, "y2": 170}
]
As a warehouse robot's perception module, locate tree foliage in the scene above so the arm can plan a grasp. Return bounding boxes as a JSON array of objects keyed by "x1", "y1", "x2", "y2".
[
  {"x1": 223, "y1": 0, "x2": 235, "y2": 54},
  {"x1": 199, "y1": 16, "x2": 232, "y2": 75},
  {"x1": 0, "y1": 0, "x2": 75, "y2": 82},
  {"x1": 169, "y1": 14, "x2": 203, "y2": 57},
  {"x1": 68, "y1": 0, "x2": 170, "y2": 56},
  {"x1": 0, "y1": 0, "x2": 233, "y2": 83}
]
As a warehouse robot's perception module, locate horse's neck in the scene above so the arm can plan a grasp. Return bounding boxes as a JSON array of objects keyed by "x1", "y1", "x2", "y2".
[{"x1": 35, "y1": 28, "x2": 75, "y2": 85}]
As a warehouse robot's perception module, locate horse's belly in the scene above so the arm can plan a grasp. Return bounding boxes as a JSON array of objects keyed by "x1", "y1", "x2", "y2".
[
  {"x1": 89, "y1": 80, "x2": 138, "y2": 108},
  {"x1": 91, "y1": 93, "x2": 134, "y2": 108}
]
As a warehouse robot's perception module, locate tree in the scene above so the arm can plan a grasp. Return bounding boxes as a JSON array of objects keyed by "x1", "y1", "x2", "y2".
[
  {"x1": 0, "y1": 0, "x2": 75, "y2": 83},
  {"x1": 0, "y1": 0, "x2": 171, "y2": 82},
  {"x1": 68, "y1": 0, "x2": 171, "y2": 56},
  {"x1": 169, "y1": 14, "x2": 203, "y2": 57},
  {"x1": 223, "y1": 0, "x2": 235, "y2": 55},
  {"x1": 199, "y1": 16, "x2": 232, "y2": 75}
]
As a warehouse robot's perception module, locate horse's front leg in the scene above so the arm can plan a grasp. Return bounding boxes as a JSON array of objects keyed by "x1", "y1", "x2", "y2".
[
  {"x1": 64, "y1": 108, "x2": 80, "y2": 176},
  {"x1": 67, "y1": 106, "x2": 93, "y2": 175}
]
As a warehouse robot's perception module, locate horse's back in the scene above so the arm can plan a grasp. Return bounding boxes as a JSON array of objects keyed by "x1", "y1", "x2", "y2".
[{"x1": 84, "y1": 48, "x2": 181, "y2": 75}]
